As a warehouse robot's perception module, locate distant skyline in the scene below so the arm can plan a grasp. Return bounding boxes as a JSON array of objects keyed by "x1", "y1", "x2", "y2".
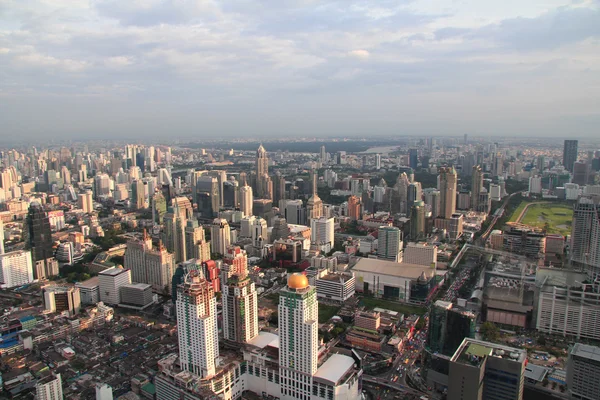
[{"x1": 1, "y1": 0, "x2": 599, "y2": 140}]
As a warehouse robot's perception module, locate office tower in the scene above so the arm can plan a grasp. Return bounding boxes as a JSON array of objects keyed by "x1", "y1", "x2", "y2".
[
  {"x1": 347, "y1": 195, "x2": 362, "y2": 220},
  {"x1": 393, "y1": 172, "x2": 410, "y2": 214},
  {"x1": 306, "y1": 171, "x2": 323, "y2": 220},
  {"x1": 0, "y1": 250, "x2": 34, "y2": 288},
  {"x1": 43, "y1": 286, "x2": 81, "y2": 316},
  {"x1": 528, "y1": 175, "x2": 542, "y2": 195},
  {"x1": 320, "y1": 145, "x2": 326, "y2": 163},
  {"x1": 206, "y1": 170, "x2": 227, "y2": 208},
  {"x1": 423, "y1": 189, "x2": 441, "y2": 220},
  {"x1": 536, "y1": 155, "x2": 545, "y2": 172},
  {"x1": 26, "y1": 203, "x2": 53, "y2": 266},
  {"x1": 171, "y1": 196, "x2": 193, "y2": 219},
  {"x1": 131, "y1": 179, "x2": 145, "y2": 209},
  {"x1": 211, "y1": 218, "x2": 231, "y2": 256},
  {"x1": 573, "y1": 161, "x2": 590, "y2": 185},
  {"x1": 448, "y1": 338, "x2": 526, "y2": 400},
  {"x1": 239, "y1": 184, "x2": 253, "y2": 217},
  {"x1": 377, "y1": 226, "x2": 403, "y2": 262},
  {"x1": 223, "y1": 178, "x2": 238, "y2": 208},
  {"x1": 196, "y1": 175, "x2": 220, "y2": 218},
  {"x1": 98, "y1": 267, "x2": 132, "y2": 305},
  {"x1": 256, "y1": 145, "x2": 272, "y2": 199},
  {"x1": 409, "y1": 148, "x2": 418, "y2": 169},
  {"x1": 176, "y1": 271, "x2": 219, "y2": 378},
  {"x1": 94, "y1": 173, "x2": 111, "y2": 199},
  {"x1": 471, "y1": 166, "x2": 483, "y2": 211},
  {"x1": 375, "y1": 153, "x2": 381, "y2": 170},
  {"x1": 570, "y1": 195, "x2": 600, "y2": 277},
  {"x1": 271, "y1": 217, "x2": 289, "y2": 241},
  {"x1": 96, "y1": 383, "x2": 113, "y2": 400},
  {"x1": 463, "y1": 134, "x2": 468, "y2": 145},
  {"x1": 410, "y1": 201, "x2": 426, "y2": 241},
  {"x1": 279, "y1": 273, "x2": 319, "y2": 399},
  {"x1": 438, "y1": 166, "x2": 457, "y2": 219},
  {"x1": 185, "y1": 219, "x2": 210, "y2": 262},
  {"x1": 285, "y1": 199, "x2": 305, "y2": 225},
  {"x1": 427, "y1": 301, "x2": 475, "y2": 356},
  {"x1": 407, "y1": 181, "x2": 422, "y2": 211},
  {"x1": 256, "y1": 144, "x2": 268, "y2": 177},
  {"x1": 251, "y1": 217, "x2": 268, "y2": 249},
  {"x1": 0, "y1": 219, "x2": 4, "y2": 254},
  {"x1": 152, "y1": 192, "x2": 167, "y2": 224},
  {"x1": 78, "y1": 190, "x2": 93, "y2": 213},
  {"x1": 274, "y1": 173, "x2": 287, "y2": 205},
  {"x1": 567, "y1": 343, "x2": 600, "y2": 400},
  {"x1": 563, "y1": 139, "x2": 578, "y2": 172},
  {"x1": 163, "y1": 207, "x2": 187, "y2": 263},
  {"x1": 124, "y1": 232, "x2": 175, "y2": 293},
  {"x1": 36, "y1": 372, "x2": 63, "y2": 400},
  {"x1": 310, "y1": 217, "x2": 334, "y2": 252},
  {"x1": 221, "y1": 246, "x2": 258, "y2": 343}
]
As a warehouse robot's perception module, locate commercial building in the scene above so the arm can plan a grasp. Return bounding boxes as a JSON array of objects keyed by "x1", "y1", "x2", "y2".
[
  {"x1": 119, "y1": 283, "x2": 155, "y2": 309},
  {"x1": 26, "y1": 203, "x2": 54, "y2": 267},
  {"x1": 311, "y1": 217, "x2": 334, "y2": 252},
  {"x1": 36, "y1": 372, "x2": 63, "y2": 400},
  {"x1": 124, "y1": 232, "x2": 175, "y2": 293},
  {"x1": 438, "y1": 167, "x2": 457, "y2": 219},
  {"x1": 77, "y1": 190, "x2": 93, "y2": 213},
  {"x1": 567, "y1": 343, "x2": 600, "y2": 400},
  {"x1": 184, "y1": 219, "x2": 211, "y2": 262},
  {"x1": 427, "y1": 301, "x2": 476, "y2": 357},
  {"x1": 563, "y1": 139, "x2": 578, "y2": 172},
  {"x1": 570, "y1": 195, "x2": 600, "y2": 278},
  {"x1": 403, "y1": 242, "x2": 437, "y2": 267},
  {"x1": 0, "y1": 250, "x2": 34, "y2": 288},
  {"x1": 76, "y1": 276, "x2": 100, "y2": 305},
  {"x1": 210, "y1": 218, "x2": 231, "y2": 256},
  {"x1": 239, "y1": 184, "x2": 253, "y2": 217},
  {"x1": 503, "y1": 225, "x2": 546, "y2": 259},
  {"x1": 352, "y1": 258, "x2": 436, "y2": 302},
  {"x1": 43, "y1": 286, "x2": 81, "y2": 316},
  {"x1": 314, "y1": 271, "x2": 356, "y2": 302},
  {"x1": 471, "y1": 166, "x2": 483, "y2": 211},
  {"x1": 377, "y1": 226, "x2": 403, "y2": 262},
  {"x1": 410, "y1": 200, "x2": 427, "y2": 241},
  {"x1": 98, "y1": 267, "x2": 132, "y2": 305},
  {"x1": 448, "y1": 338, "x2": 526, "y2": 400}
]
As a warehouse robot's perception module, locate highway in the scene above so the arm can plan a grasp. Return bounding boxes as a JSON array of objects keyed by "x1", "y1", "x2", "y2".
[{"x1": 478, "y1": 191, "x2": 522, "y2": 244}]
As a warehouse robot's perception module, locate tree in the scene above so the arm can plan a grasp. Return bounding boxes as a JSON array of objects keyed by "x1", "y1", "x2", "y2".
[
  {"x1": 269, "y1": 311, "x2": 278, "y2": 326},
  {"x1": 480, "y1": 322, "x2": 500, "y2": 342}
]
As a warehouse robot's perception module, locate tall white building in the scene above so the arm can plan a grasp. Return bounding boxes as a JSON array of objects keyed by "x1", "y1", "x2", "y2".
[
  {"x1": 251, "y1": 217, "x2": 268, "y2": 249},
  {"x1": 0, "y1": 250, "x2": 34, "y2": 288},
  {"x1": 239, "y1": 184, "x2": 253, "y2": 217},
  {"x1": 567, "y1": 343, "x2": 600, "y2": 400},
  {"x1": 310, "y1": 217, "x2": 334, "y2": 252},
  {"x1": 98, "y1": 267, "x2": 132, "y2": 305},
  {"x1": 377, "y1": 226, "x2": 403, "y2": 262},
  {"x1": 570, "y1": 195, "x2": 600, "y2": 279},
  {"x1": 528, "y1": 175, "x2": 542, "y2": 194},
  {"x1": 95, "y1": 383, "x2": 113, "y2": 400},
  {"x1": 0, "y1": 219, "x2": 4, "y2": 254},
  {"x1": 177, "y1": 271, "x2": 219, "y2": 378},
  {"x1": 211, "y1": 218, "x2": 231, "y2": 256},
  {"x1": 279, "y1": 274, "x2": 319, "y2": 399},
  {"x1": 403, "y1": 242, "x2": 437, "y2": 267},
  {"x1": 78, "y1": 190, "x2": 94, "y2": 213},
  {"x1": 124, "y1": 232, "x2": 175, "y2": 294},
  {"x1": 185, "y1": 219, "x2": 211, "y2": 262},
  {"x1": 221, "y1": 247, "x2": 258, "y2": 343},
  {"x1": 285, "y1": 200, "x2": 305, "y2": 225},
  {"x1": 36, "y1": 373, "x2": 63, "y2": 400}
]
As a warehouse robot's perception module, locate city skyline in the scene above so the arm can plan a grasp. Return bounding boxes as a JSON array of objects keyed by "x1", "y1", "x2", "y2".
[{"x1": 1, "y1": 1, "x2": 599, "y2": 140}]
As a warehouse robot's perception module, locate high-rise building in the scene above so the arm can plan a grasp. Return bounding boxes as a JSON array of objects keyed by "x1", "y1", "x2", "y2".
[
  {"x1": 424, "y1": 189, "x2": 441, "y2": 220},
  {"x1": 256, "y1": 145, "x2": 271, "y2": 199},
  {"x1": 131, "y1": 179, "x2": 145, "y2": 209},
  {"x1": 573, "y1": 161, "x2": 591, "y2": 186},
  {"x1": 567, "y1": 343, "x2": 600, "y2": 400},
  {"x1": 124, "y1": 232, "x2": 175, "y2": 294},
  {"x1": 377, "y1": 226, "x2": 403, "y2": 262},
  {"x1": 221, "y1": 246, "x2": 258, "y2": 344},
  {"x1": 185, "y1": 219, "x2": 210, "y2": 262},
  {"x1": 95, "y1": 383, "x2": 113, "y2": 400},
  {"x1": 310, "y1": 217, "x2": 334, "y2": 252},
  {"x1": 176, "y1": 270, "x2": 219, "y2": 378},
  {"x1": 0, "y1": 250, "x2": 34, "y2": 288},
  {"x1": 239, "y1": 184, "x2": 253, "y2": 217},
  {"x1": 256, "y1": 144, "x2": 269, "y2": 177},
  {"x1": 306, "y1": 171, "x2": 323, "y2": 220},
  {"x1": 251, "y1": 217, "x2": 268, "y2": 249},
  {"x1": 347, "y1": 195, "x2": 362, "y2": 220},
  {"x1": 27, "y1": 203, "x2": 54, "y2": 266},
  {"x1": 43, "y1": 286, "x2": 81, "y2": 316},
  {"x1": 196, "y1": 175, "x2": 220, "y2": 218},
  {"x1": 563, "y1": 139, "x2": 579, "y2": 172},
  {"x1": 78, "y1": 190, "x2": 93, "y2": 213},
  {"x1": 285, "y1": 199, "x2": 305, "y2": 225},
  {"x1": 98, "y1": 267, "x2": 132, "y2": 305},
  {"x1": 94, "y1": 173, "x2": 111, "y2": 199},
  {"x1": 438, "y1": 166, "x2": 457, "y2": 219},
  {"x1": 210, "y1": 218, "x2": 231, "y2": 256},
  {"x1": 409, "y1": 148, "x2": 418, "y2": 169},
  {"x1": 36, "y1": 372, "x2": 63, "y2": 400},
  {"x1": 279, "y1": 273, "x2": 319, "y2": 399},
  {"x1": 427, "y1": 300, "x2": 475, "y2": 356},
  {"x1": 407, "y1": 182, "x2": 422, "y2": 211},
  {"x1": 570, "y1": 195, "x2": 600, "y2": 279},
  {"x1": 163, "y1": 207, "x2": 187, "y2": 263},
  {"x1": 409, "y1": 201, "x2": 427, "y2": 241},
  {"x1": 393, "y1": 172, "x2": 410, "y2": 214},
  {"x1": 471, "y1": 166, "x2": 483, "y2": 211},
  {"x1": 320, "y1": 145, "x2": 327, "y2": 163}
]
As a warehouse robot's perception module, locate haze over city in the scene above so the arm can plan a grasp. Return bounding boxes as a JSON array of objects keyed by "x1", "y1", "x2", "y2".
[{"x1": 1, "y1": 0, "x2": 600, "y2": 140}]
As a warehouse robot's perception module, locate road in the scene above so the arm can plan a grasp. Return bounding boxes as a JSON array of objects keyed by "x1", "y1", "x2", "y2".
[{"x1": 478, "y1": 191, "x2": 522, "y2": 245}]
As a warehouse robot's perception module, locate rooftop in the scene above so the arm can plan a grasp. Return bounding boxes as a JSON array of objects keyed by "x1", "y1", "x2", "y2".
[
  {"x1": 247, "y1": 331, "x2": 279, "y2": 349},
  {"x1": 122, "y1": 283, "x2": 152, "y2": 290},
  {"x1": 313, "y1": 354, "x2": 355, "y2": 385},
  {"x1": 452, "y1": 338, "x2": 526, "y2": 367},
  {"x1": 571, "y1": 343, "x2": 600, "y2": 362},
  {"x1": 75, "y1": 276, "x2": 99, "y2": 289},
  {"x1": 352, "y1": 258, "x2": 435, "y2": 280},
  {"x1": 99, "y1": 267, "x2": 129, "y2": 277}
]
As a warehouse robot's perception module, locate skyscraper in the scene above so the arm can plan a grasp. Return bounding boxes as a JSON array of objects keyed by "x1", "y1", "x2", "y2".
[
  {"x1": 77, "y1": 190, "x2": 93, "y2": 213},
  {"x1": 251, "y1": 217, "x2": 268, "y2": 249},
  {"x1": 239, "y1": 184, "x2": 253, "y2": 217},
  {"x1": 306, "y1": 171, "x2": 323, "y2": 220},
  {"x1": 410, "y1": 201, "x2": 426, "y2": 241},
  {"x1": 378, "y1": 226, "x2": 403, "y2": 262},
  {"x1": 347, "y1": 195, "x2": 362, "y2": 220},
  {"x1": 185, "y1": 219, "x2": 210, "y2": 262},
  {"x1": 176, "y1": 270, "x2": 219, "y2": 378},
  {"x1": 393, "y1": 172, "x2": 410, "y2": 214},
  {"x1": 27, "y1": 203, "x2": 54, "y2": 267},
  {"x1": 0, "y1": 250, "x2": 34, "y2": 288},
  {"x1": 279, "y1": 273, "x2": 319, "y2": 399},
  {"x1": 221, "y1": 246, "x2": 258, "y2": 343},
  {"x1": 409, "y1": 148, "x2": 418, "y2": 170},
  {"x1": 407, "y1": 181, "x2": 422, "y2": 211},
  {"x1": 124, "y1": 231, "x2": 175, "y2": 294},
  {"x1": 163, "y1": 207, "x2": 187, "y2": 263},
  {"x1": 471, "y1": 165, "x2": 483, "y2": 212},
  {"x1": 563, "y1": 139, "x2": 579, "y2": 172},
  {"x1": 131, "y1": 179, "x2": 145, "y2": 209},
  {"x1": 438, "y1": 166, "x2": 457, "y2": 219},
  {"x1": 256, "y1": 145, "x2": 271, "y2": 199},
  {"x1": 570, "y1": 195, "x2": 600, "y2": 279},
  {"x1": 210, "y1": 218, "x2": 231, "y2": 256},
  {"x1": 310, "y1": 217, "x2": 334, "y2": 252},
  {"x1": 256, "y1": 144, "x2": 269, "y2": 177}
]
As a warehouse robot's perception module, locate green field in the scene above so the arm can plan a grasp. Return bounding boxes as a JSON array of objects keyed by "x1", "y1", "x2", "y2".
[
  {"x1": 318, "y1": 304, "x2": 341, "y2": 323},
  {"x1": 360, "y1": 297, "x2": 427, "y2": 316},
  {"x1": 520, "y1": 203, "x2": 573, "y2": 235},
  {"x1": 508, "y1": 200, "x2": 531, "y2": 222}
]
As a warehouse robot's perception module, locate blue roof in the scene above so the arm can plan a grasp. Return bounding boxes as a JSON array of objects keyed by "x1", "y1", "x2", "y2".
[{"x1": 19, "y1": 316, "x2": 36, "y2": 322}]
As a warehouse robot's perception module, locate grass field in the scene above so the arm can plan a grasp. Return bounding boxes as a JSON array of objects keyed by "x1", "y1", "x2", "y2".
[
  {"x1": 360, "y1": 297, "x2": 427, "y2": 316},
  {"x1": 318, "y1": 304, "x2": 341, "y2": 323},
  {"x1": 520, "y1": 203, "x2": 573, "y2": 235},
  {"x1": 508, "y1": 200, "x2": 531, "y2": 222}
]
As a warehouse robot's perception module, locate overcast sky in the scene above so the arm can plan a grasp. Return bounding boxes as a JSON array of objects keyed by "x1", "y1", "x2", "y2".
[{"x1": 1, "y1": 0, "x2": 599, "y2": 141}]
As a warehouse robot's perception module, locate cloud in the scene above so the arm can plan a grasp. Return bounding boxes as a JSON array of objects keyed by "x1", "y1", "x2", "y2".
[
  {"x1": 104, "y1": 56, "x2": 134, "y2": 68},
  {"x1": 348, "y1": 49, "x2": 370, "y2": 59}
]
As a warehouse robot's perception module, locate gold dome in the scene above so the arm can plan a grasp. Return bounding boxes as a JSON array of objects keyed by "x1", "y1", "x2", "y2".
[{"x1": 288, "y1": 273, "x2": 309, "y2": 290}]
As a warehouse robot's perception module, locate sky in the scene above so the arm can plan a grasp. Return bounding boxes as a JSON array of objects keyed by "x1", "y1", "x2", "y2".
[{"x1": 1, "y1": 0, "x2": 599, "y2": 141}]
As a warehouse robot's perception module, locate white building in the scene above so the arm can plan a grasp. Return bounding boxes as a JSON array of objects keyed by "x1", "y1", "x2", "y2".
[
  {"x1": 0, "y1": 250, "x2": 34, "y2": 288},
  {"x1": 36, "y1": 373, "x2": 63, "y2": 400},
  {"x1": 564, "y1": 183, "x2": 581, "y2": 201},
  {"x1": 403, "y1": 242, "x2": 437, "y2": 267},
  {"x1": 76, "y1": 276, "x2": 100, "y2": 305},
  {"x1": 251, "y1": 217, "x2": 268, "y2": 249},
  {"x1": 239, "y1": 184, "x2": 253, "y2": 217},
  {"x1": 314, "y1": 271, "x2": 356, "y2": 302},
  {"x1": 240, "y1": 215, "x2": 256, "y2": 238},
  {"x1": 96, "y1": 383, "x2": 113, "y2": 400},
  {"x1": 211, "y1": 218, "x2": 231, "y2": 256},
  {"x1": 567, "y1": 343, "x2": 600, "y2": 400},
  {"x1": 124, "y1": 233, "x2": 175, "y2": 293},
  {"x1": 528, "y1": 175, "x2": 542, "y2": 194},
  {"x1": 310, "y1": 217, "x2": 334, "y2": 252},
  {"x1": 490, "y1": 184, "x2": 502, "y2": 201},
  {"x1": 98, "y1": 267, "x2": 132, "y2": 305},
  {"x1": 177, "y1": 271, "x2": 219, "y2": 378},
  {"x1": 78, "y1": 190, "x2": 93, "y2": 213},
  {"x1": 43, "y1": 286, "x2": 81, "y2": 316},
  {"x1": 377, "y1": 226, "x2": 403, "y2": 262}
]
